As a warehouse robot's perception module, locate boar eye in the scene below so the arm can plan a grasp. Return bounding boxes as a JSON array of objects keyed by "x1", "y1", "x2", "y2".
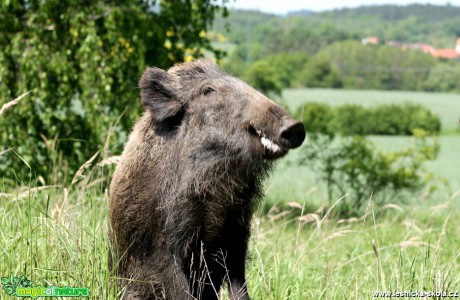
[{"x1": 202, "y1": 86, "x2": 215, "y2": 96}]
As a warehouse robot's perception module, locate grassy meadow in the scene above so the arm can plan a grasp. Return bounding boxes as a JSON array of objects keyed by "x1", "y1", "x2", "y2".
[{"x1": 1, "y1": 89, "x2": 459, "y2": 299}]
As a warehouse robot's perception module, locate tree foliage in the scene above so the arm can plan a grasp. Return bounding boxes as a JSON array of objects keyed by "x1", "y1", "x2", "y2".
[
  {"x1": 243, "y1": 61, "x2": 282, "y2": 97},
  {"x1": 423, "y1": 63, "x2": 460, "y2": 92},
  {"x1": 301, "y1": 4, "x2": 460, "y2": 47},
  {"x1": 237, "y1": 52, "x2": 310, "y2": 95},
  {"x1": 0, "y1": 0, "x2": 228, "y2": 184},
  {"x1": 317, "y1": 41, "x2": 437, "y2": 91},
  {"x1": 297, "y1": 54, "x2": 342, "y2": 88}
]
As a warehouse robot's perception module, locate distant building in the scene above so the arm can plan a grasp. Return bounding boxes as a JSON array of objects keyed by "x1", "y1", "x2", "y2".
[
  {"x1": 430, "y1": 38, "x2": 460, "y2": 59},
  {"x1": 430, "y1": 48, "x2": 459, "y2": 59},
  {"x1": 409, "y1": 43, "x2": 435, "y2": 54},
  {"x1": 367, "y1": 36, "x2": 460, "y2": 59},
  {"x1": 362, "y1": 36, "x2": 379, "y2": 45}
]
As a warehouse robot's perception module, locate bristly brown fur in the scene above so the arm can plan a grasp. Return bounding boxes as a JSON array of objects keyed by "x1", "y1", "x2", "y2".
[{"x1": 109, "y1": 59, "x2": 305, "y2": 300}]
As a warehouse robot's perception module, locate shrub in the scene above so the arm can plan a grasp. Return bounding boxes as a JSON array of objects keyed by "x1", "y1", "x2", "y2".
[
  {"x1": 405, "y1": 103, "x2": 441, "y2": 134},
  {"x1": 333, "y1": 103, "x2": 441, "y2": 136},
  {"x1": 369, "y1": 103, "x2": 441, "y2": 135},
  {"x1": 300, "y1": 130, "x2": 440, "y2": 217},
  {"x1": 368, "y1": 104, "x2": 411, "y2": 135},
  {"x1": 334, "y1": 104, "x2": 372, "y2": 135},
  {"x1": 295, "y1": 102, "x2": 335, "y2": 136}
]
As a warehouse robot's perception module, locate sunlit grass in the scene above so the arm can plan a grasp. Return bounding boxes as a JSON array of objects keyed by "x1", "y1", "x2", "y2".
[
  {"x1": 1, "y1": 178, "x2": 458, "y2": 299},
  {"x1": 248, "y1": 202, "x2": 460, "y2": 299}
]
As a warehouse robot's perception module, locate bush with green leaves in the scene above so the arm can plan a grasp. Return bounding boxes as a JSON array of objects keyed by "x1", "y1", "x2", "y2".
[
  {"x1": 0, "y1": 0, "x2": 228, "y2": 185},
  {"x1": 297, "y1": 102, "x2": 441, "y2": 137},
  {"x1": 333, "y1": 104, "x2": 372, "y2": 135},
  {"x1": 295, "y1": 102, "x2": 335, "y2": 136},
  {"x1": 369, "y1": 103, "x2": 441, "y2": 135},
  {"x1": 300, "y1": 130, "x2": 440, "y2": 217},
  {"x1": 333, "y1": 103, "x2": 441, "y2": 136}
]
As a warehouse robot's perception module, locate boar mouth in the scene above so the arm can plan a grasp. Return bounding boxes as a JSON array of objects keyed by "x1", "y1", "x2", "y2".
[
  {"x1": 248, "y1": 125, "x2": 288, "y2": 159},
  {"x1": 256, "y1": 130, "x2": 283, "y2": 153},
  {"x1": 248, "y1": 120, "x2": 305, "y2": 159}
]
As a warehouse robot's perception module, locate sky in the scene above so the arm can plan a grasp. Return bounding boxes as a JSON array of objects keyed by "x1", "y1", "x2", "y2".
[{"x1": 228, "y1": 0, "x2": 460, "y2": 14}]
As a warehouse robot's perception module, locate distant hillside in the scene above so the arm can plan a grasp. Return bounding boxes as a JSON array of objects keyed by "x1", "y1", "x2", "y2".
[
  {"x1": 312, "y1": 4, "x2": 460, "y2": 47},
  {"x1": 327, "y1": 4, "x2": 460, "y2": 22},
  {"x1": 213, "y1": 4, "x2": 460, "y2": 48},
  {"x1": 211, "y1": 4, "x2": 460, "y2": 93},
  {"x1": 212, "y1": 10, "x2": 278, "y2": 44},
  {"x1": 286, "y1": 10, "x2": 314, "y2": 17}
]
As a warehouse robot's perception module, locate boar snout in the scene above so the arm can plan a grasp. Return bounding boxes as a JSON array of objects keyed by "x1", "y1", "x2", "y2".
[{"x1": 278, "y1": 119, "x2": 305, "y2": 149}]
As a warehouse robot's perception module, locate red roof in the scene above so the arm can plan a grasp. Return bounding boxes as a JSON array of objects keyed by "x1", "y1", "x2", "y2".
[
  {"x1": 431, "y1": 49, "x2": 459, "y2": 59},
  {"x1": 362, "y1": 36, "x2": 379, "y2": 45}
]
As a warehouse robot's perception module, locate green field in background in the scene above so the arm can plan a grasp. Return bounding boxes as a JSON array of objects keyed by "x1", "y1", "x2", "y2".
[{"x1": 267, "y1": 89, "x2": 460, "y2": 209}]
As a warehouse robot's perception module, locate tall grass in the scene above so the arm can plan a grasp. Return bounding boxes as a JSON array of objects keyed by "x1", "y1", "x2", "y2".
[
  {"x1": 247, "y1": 200, "x2": 459, "y2": 299},
  {"x1": 0, "y1": 165, "x2": 118, "y2": 298},
  {"x1": 1, "y1": 168, "x2": 458, "y2": 298},
  {"x1": 0, "y1": 92, "x2": 29, "y2": 116}
]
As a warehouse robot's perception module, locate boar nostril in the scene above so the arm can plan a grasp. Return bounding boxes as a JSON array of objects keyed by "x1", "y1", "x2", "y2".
[{"x1": 279, "y1": 120, "x2": 306, "y2": 149}]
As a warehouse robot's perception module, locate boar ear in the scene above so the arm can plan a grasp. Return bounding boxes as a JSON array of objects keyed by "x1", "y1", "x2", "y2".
[{"x1": 139, "y1": 67, "x2": 184, "y2": 122}]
